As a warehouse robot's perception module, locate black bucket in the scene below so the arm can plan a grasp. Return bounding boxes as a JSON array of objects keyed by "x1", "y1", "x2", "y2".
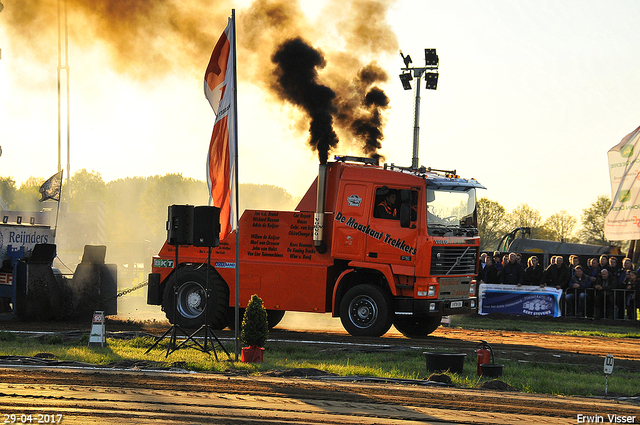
[
  {"x1": 480, "y1": 363, "x2": 503, "y2": 378},
  {"x1": 424, "y1": 352, "x2": 467, "y2": 374}
]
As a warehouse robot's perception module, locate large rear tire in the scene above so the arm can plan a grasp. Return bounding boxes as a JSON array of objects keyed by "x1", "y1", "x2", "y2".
[
  {"x1": 339, "y1": 284, "x2": 393, "y2": 337},
  {"x1": 162, "y1": 265, "x2": 229, "y2": 329},
  {"x1": 393, "y1": 316, "x2": 442, "y2": 338}
]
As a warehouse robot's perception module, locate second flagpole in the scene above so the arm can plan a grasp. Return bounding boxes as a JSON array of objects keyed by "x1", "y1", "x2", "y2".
[{"x1": 231, "y1": 8, "x2": 241, "y2": 362}]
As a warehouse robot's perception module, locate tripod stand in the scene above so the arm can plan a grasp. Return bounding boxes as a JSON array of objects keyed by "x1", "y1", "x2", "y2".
[{"x1": 182, "y1": 246, "x2": 230, "y2": 361}]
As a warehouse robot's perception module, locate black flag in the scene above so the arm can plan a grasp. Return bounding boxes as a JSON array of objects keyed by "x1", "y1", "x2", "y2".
[{"x1": 39, "y1": 171, "x2": 63, "y2": 202}]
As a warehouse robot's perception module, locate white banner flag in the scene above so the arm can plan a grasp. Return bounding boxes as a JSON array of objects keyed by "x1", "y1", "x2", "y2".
[{"x1": 604, "y1": 125, "x2": 640, "y2": 240}]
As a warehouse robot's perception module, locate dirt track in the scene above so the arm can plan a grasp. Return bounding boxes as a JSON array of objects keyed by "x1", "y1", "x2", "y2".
[
  {"x1": 1, "y1": 315, "x2": 640, "y2": 423},
  {"x1": 1, "y1": 366, "x2": 639, "y2": 424}
]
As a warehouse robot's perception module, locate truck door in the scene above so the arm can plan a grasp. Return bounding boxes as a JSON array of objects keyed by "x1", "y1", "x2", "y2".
[
  {"x1": 331, "y1": 183, "x2": 371, "y2": 261},
  {"x1": 366, "y1": 187, "x2": 418, "y2": 267}
]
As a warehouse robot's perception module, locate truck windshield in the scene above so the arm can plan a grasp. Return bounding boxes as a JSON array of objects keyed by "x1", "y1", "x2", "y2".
[{"x1": 426, "y1": 187, "x2": 477, "y2": 235}]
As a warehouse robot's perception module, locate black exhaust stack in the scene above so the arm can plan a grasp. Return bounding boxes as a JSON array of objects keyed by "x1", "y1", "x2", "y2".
[{"x1": 313, "y1": 163, "x2": 328, "y2": 253}]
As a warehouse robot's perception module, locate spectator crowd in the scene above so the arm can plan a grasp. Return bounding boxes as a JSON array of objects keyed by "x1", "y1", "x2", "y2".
[{"x1": 477, "y1": 252, "x2": 639, "y2": 320}]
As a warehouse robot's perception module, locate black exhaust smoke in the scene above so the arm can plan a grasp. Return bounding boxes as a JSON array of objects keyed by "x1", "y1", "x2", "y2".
[
  {"x1": 272, "y1": 38, "x2": 337, "y2": 253},
  {"x1": 271, "y1": 40, "x2": 391, "y2": 252},
  {"x1": 271, "y1": 37, "x2": 339, "y2": 165},
  {"x1": 350, "y1": 86, "x2": 389, "y2": 162},
  {"x1": 336, "y1": 63, "x2": 390, "y2": 162}
]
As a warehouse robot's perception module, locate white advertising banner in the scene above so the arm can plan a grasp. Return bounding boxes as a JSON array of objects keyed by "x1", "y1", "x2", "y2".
[
  {"x1": 0, "y1": 226, "x2": 55, "y2": 260},
  {"x1": 478, "y1": 284, "x2": 563, "y2": 317},
  {"x1": 605, "y1": 126, "x2": 640, "y2": 241}
]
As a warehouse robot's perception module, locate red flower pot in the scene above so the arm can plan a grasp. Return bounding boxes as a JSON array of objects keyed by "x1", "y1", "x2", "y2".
[{"x1": 241, "y1": 346, "x2": 264, "y2": 363}]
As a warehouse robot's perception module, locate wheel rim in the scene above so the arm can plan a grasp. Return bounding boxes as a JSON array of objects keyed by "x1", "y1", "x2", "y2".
[
  {"x1": 176, "y1": 281, "x2": 206, "y2": 319},
  {"x1": 348, "y1": 295, "x2": 378, "y2": 329}
]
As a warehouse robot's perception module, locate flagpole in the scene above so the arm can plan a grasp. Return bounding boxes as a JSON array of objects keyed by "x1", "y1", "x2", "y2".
[
  {"x1": 53, "y1": 195, "x2": 61, "y2": 238},
  {"x1": 231, "y1": 9, "x2": 240, "y2": 361}
]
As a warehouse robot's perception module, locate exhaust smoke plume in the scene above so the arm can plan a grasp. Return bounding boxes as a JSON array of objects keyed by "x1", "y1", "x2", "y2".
[
  {"x1": 271, "y1": 38, "x2": 339, "y2": 165},
  {"x1": 337, "y1": 63, "x2": 391, "y2": 162},
  {"x1": 257, "y1": 1, "x2": 397, "y2": 162},
  {"x1": 3, "y1": 0, "x2": 232, "y2": 79},
  {"x1": 350, "y1": 87, "x2": 390, "y2": 162}
]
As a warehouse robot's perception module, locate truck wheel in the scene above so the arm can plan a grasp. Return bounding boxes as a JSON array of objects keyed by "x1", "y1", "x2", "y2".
[
  {"x1": 393, "y1": 316, "x2": 442, "y2": 338},
  {"x1": 340, "y1": 284, "x2": 393, "y2": 337},
  {"x1": 162, "y1": 266, "x2": 229, "y2": 329}
]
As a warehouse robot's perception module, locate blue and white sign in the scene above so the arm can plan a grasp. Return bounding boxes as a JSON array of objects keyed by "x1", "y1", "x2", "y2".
[{"x1": 478, "y1": 284, "x2": 563, "y2": 317}]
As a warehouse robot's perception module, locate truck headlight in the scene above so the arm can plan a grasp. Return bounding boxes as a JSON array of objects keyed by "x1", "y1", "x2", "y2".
[
  {"x1": 469, "y1": 282, "x2": 476, "y2": 296},
  {"x1": 417, "y1": 284, "x2": 437, "y2": 297}
]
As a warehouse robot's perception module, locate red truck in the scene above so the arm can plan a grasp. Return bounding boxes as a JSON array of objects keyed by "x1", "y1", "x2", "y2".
[{"x1": 147, "y1": 156, "x2": 484, "y2": 337}]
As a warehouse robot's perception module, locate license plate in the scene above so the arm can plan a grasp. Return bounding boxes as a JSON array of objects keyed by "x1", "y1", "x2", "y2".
[{"x1": 450, "y1": 301, "x2": 463, "y2": 308}]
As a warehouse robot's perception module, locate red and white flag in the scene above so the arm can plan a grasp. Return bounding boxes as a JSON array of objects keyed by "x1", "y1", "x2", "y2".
[{"x1": 204, "y1": 16, "x2": 236, "y2": 239}]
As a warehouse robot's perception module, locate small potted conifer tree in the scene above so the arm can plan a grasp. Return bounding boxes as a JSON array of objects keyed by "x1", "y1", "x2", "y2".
[{"x1": 240, "y1": 294, "x2": 269, "y2": 362}]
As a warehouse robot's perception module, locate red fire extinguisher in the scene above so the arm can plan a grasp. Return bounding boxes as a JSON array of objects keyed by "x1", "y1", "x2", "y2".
[{"x1": 476, "y1": 340, "x2": 493, "y2": 375}]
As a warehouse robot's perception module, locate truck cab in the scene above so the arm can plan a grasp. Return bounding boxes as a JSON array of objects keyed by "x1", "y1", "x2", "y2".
[{"x1": 300, "y1": 158, "x2": 484, "y2": 336}]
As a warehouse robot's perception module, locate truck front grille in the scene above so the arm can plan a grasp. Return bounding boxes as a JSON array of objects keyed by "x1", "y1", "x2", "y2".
[{"x1": 430, "y1": 246, "x2": 478, "y2": 276}]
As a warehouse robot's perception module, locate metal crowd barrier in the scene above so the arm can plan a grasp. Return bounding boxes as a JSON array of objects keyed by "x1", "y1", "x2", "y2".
[
  {"x1": 563, "y1": 287, "x2": 596, "y2": 319},
  {"x1": 563, "y1": 288, "x2": 637, "y2": 320},
  {"x1": 612, "y1": 288, "x2": 637, "y2": 320}
]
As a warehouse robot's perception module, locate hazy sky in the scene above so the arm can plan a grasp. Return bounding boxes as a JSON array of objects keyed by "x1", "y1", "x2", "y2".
[{"x1": 1, "y1": 0, "x2": 639, "y2": 221}]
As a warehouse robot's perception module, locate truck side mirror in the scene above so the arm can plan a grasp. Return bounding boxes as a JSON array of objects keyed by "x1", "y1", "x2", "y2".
[{"x1": 399, "y1": 190, "x2": 412, "y2": 228}]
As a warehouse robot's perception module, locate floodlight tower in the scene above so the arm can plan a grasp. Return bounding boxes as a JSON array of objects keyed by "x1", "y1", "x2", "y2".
[
  {"x1": 0, "y1": 1, "x2": 4, "y2": 59},
  {"x1": 58, "y1": 0, "x2": 70, "y2": 204},
  {"x1": 399, "y1": 49, "x2": 439, "y2": 169}
]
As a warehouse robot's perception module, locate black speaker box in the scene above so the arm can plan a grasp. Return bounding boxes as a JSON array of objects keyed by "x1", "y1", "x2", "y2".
[
  {"x1": 29, "y1": 243, "x2": 57, "y2": 264},
  {"x1": 81, "y1": 245, "x2": 106, "y2": 264},
  {"x1": 167, "y1": 205, "x2": 194, "y2": 245},
  {"x1": 193, "y1": 206, "x2": 221, "y2": 247}
]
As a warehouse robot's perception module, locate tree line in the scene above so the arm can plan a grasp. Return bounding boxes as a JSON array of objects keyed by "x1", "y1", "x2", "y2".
[
  {"x1": 478, "y1": 196, "x2": 614, "y2": 252},
  {"x1": 0, "y1": 170, "x2": 301, "y2": 254}
]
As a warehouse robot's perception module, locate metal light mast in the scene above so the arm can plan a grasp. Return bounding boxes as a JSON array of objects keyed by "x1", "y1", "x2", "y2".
[
  {"x1": 399, "y1": 49, "x2": 439, "y2": 169},
  {"x1": 0, "y1": 1, "x2": 4, "y2": 59},
  {"x1": 58, "y1": 0, "x2": 70, "y2": 203}
]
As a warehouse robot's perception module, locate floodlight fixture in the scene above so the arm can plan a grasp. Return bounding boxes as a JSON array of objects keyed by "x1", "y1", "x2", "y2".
[
  {"x1": 399, "y1": 72, "x2": 413, "y2": 90},
  {"x1": 424, "y1": 72, "x2": 439, "y2": 90},
  {"x1": 424, "y1": 48, "x2": 438, "y2": 66}
]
